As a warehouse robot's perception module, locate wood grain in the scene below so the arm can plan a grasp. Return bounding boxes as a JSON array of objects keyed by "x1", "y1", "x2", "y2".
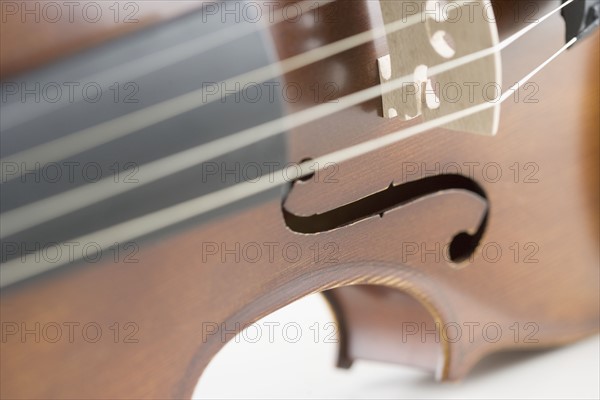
[{"x1": 0, "y1": 1, "x2": 598, "y2": 398}]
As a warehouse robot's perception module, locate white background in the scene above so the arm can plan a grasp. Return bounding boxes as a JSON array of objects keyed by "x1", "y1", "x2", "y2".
[{"x1": 194, "y1": 294, "x2": 599, "y2": 399}]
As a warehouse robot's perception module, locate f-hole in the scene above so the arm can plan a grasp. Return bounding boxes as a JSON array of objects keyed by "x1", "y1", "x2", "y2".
[{"x1": 282, "y1": 174, "x2": 489, "y2": 263}]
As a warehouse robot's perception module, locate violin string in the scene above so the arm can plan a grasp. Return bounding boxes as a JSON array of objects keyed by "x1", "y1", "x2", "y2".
[
  {"x1": 0, "y1": 36, "x2": 577, "y2": 288},
  {"x1": 0, "y1": 0, "x2": 336, "y2": 132},
  {"x1": 0, "y1": 0, "x2": 574, "y2": 239},
  {"x1": 4, "y1": 0, "x2": 576, "y2": 169},
  {"x1": 0, "y1": 1, "x2": 426, "y2": 170}
]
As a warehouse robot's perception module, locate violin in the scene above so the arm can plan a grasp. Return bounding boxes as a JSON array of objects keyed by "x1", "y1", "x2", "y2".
[{"x1": 1, "y1": 0, "x2": 598, "y2": 398}]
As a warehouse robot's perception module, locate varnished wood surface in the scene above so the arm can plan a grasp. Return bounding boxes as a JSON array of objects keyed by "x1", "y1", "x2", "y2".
[
  {"x1": 1, "y1": 1, "x2": 598, "y2": 398},
  {"x1": 0, "y1": 0, "x2": 206, "y2": 78}
]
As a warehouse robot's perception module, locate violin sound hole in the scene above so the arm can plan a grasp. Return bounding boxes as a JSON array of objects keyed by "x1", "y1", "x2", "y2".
[
  {"x1": 449, "y1": 232, "x2": 481, "y2": 263},
  {"x1": 283, "y1": 174, "x2": 489, "y2": 264},
  {"x1": 298, "y1": 158, "x2": 316, "y2": 182}
]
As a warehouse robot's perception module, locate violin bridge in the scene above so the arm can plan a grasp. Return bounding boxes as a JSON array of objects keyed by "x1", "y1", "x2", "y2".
[{"x1": 377, "y1": 0, "x2": 502, "y2": 136}]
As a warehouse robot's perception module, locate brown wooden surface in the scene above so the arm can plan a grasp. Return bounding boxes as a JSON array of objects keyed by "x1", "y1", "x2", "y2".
[
  {"x1": 1, "y1": 0, "x2": 599, "y2": 398},
  {"x1": 0, "y1": 0, "x2": 206, "y2": 78}
]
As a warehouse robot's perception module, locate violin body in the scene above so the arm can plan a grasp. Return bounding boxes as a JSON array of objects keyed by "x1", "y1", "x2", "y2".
[{"x1": 0, "y1": 1, "x2": 598, "y2": 398}]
